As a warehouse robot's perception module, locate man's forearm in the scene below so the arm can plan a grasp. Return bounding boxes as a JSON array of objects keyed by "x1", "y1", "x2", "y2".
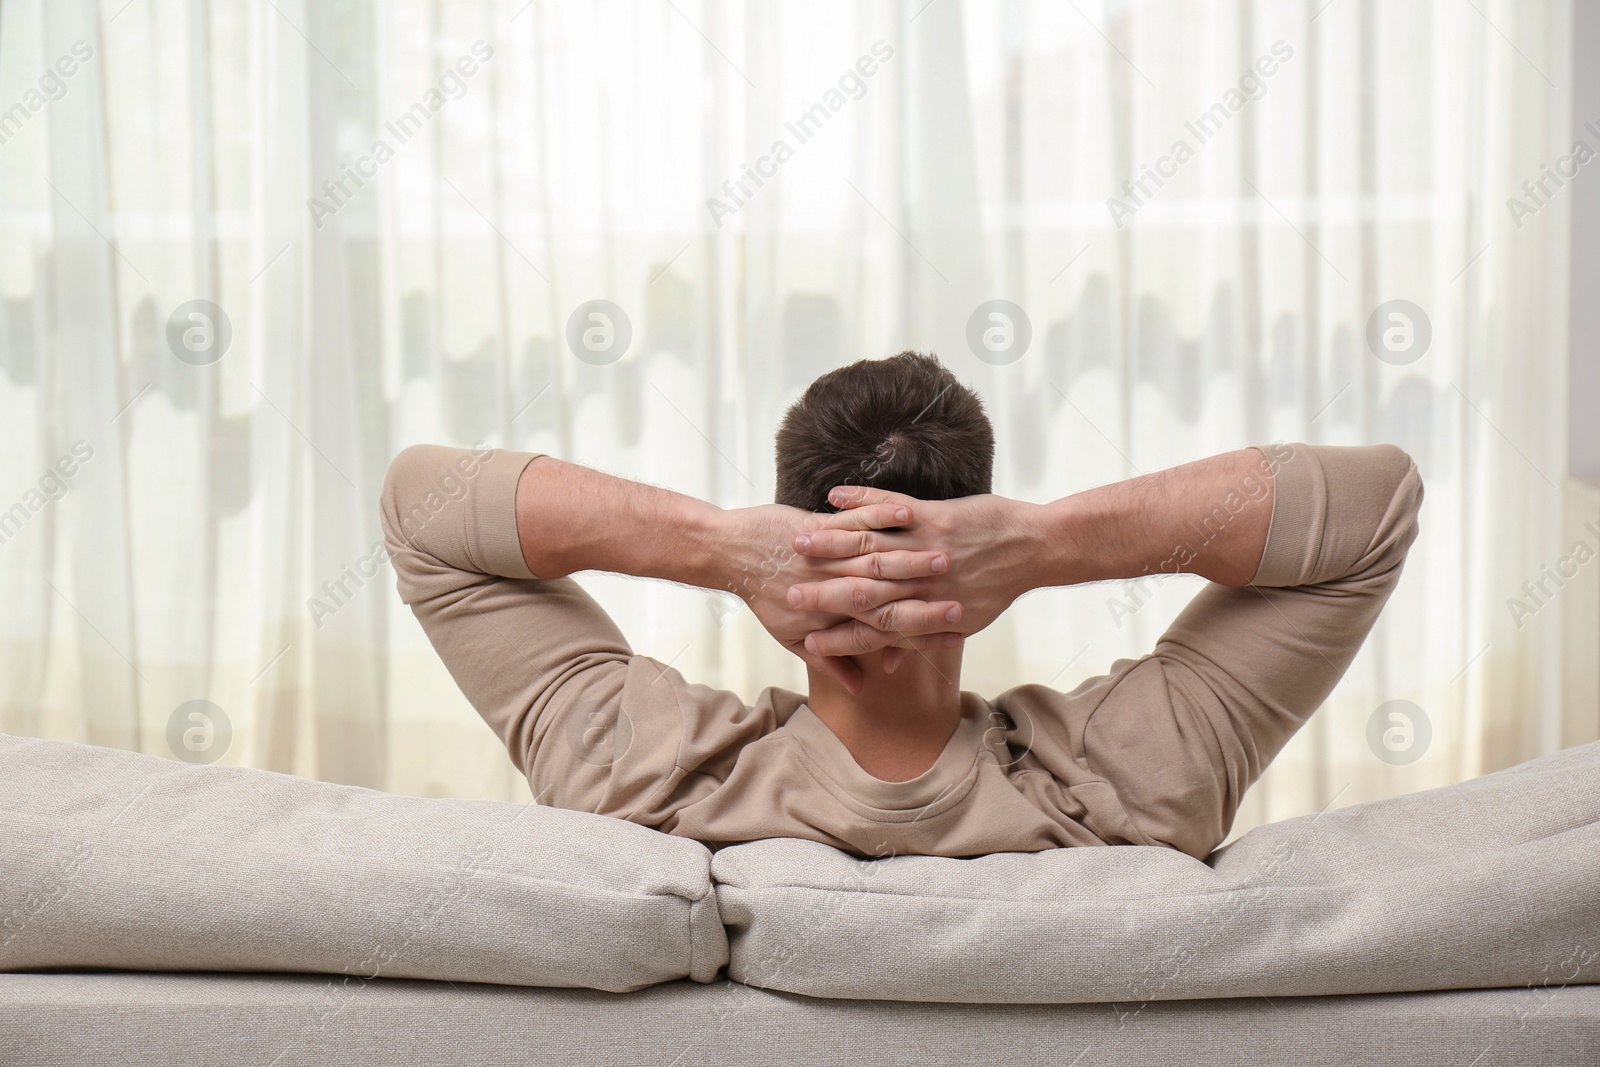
[
  {"x1": 1025, "y1": 446, "x2": 1278, "y2": 590},
  {"x1": 515, "y1": 456, "x2": 728, "y2": 587}
]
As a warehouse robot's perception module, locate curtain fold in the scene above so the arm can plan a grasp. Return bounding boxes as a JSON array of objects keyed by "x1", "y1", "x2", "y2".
[{"x1": 0, "y1": 0, "x2": 1573, "y2": 837}]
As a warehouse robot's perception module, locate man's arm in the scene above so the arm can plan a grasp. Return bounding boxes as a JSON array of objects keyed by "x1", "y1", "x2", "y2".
[
  {"x1": 377, "y1": 444, "x2": 960, "y2": 823},
  {"x1": 507, "y1": 455, "x2": 726, "y2": 587},
  {"x1": 510, "y1": 455, "x2": 964, "y2": 690},
  {"x1": 1027, "y1": 445, "x2": 1276, "y2": 588},
  {"x1": 1080, "y1": 442, "x2": 1422, "y2": 856},
  {"x1": 380, "y1": 444, "x2": 781, "y2": 823},
  {"x1": 793, "y1": 442, "x2": 1424, "y2": 857}
]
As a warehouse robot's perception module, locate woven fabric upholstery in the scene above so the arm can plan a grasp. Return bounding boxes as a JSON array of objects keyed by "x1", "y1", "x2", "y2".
[
  {"x1": 714, "y1": 740, "x2": 1600, "y2": 1002},
  {"x1": 0, "y1": 734, "x2": 725, "y2": 991},
  {"x1": 2, "y1": 972, "x2": 1597, "y2": 1066}
]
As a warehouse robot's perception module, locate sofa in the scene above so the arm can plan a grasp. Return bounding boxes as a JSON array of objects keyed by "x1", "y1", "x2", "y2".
[{"x1": 3, "y1": 731, "x2": 1597, "y2": 1066}]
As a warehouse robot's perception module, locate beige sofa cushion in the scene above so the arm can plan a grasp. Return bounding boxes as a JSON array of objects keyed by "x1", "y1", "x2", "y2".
[
  {"x1": 0, "y1": 734, "x2": 725, "y2": 991},
  {"x1": 713, "y1": 740, "x2": 1600, "y2": 1003}
]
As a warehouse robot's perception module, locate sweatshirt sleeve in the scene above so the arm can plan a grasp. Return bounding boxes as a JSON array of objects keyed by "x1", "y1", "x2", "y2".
[
  {"x1": 377, "y1": 443, "x2": 773, "y2": 827},
  {"x1": 377, "y1": 444, "x2": 626, "y2": 779},
  {"x1": 1078, "y1": 442, "x2": 1424, "y2": 859}
]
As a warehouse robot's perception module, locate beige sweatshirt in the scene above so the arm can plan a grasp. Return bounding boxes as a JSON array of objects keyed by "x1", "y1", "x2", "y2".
[{"x1": 379, "y1": 442, "x2": 1421, "y2": 861}]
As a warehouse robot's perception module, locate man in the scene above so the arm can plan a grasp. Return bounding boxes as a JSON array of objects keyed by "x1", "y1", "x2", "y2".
[{"x1": 379, "y1": 352, "x2": 1422, "y2": 861}]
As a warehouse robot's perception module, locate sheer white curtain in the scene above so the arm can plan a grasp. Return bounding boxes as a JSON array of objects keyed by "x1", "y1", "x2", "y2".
[{"x1": 0, "y1": 0, "x2": 1572, "y2": 838}]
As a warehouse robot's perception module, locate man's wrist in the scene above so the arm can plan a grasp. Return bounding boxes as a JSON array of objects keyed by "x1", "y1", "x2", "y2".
[
  {"x1": 675, "y1": 499, "x2": 737, "y2": 592},
  {"x1": 1024, "y1": 495, "x2": 1098, "y2": 589},
  {"x1": 701, "y1": 505, "x2": 773, "y2": 599}
]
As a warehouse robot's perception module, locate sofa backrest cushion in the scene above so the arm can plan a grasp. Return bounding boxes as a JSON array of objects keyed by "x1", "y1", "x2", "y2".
[
  {"x1": 0, "y1": 734, "x2": 725, "y2": 992},
  {"x1": 713, "y1": 740, "x2": 1600, "y2": 1002}
]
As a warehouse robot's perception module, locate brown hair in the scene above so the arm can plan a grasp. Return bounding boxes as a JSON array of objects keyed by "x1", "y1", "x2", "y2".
[{"x1": 774, "y1": 351, "x2": 994, "y2": 512}]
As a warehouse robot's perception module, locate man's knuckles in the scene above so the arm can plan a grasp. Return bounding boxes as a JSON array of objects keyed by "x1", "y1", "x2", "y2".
[
  {"x1": 850, "y1": 620, "x2": 889, "y2": 653},
  {"x1": 847, "y1": 578, "x2": 876, "y2": 612}
]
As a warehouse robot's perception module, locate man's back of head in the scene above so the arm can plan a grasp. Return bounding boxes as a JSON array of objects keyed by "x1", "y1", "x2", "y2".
[
  {"x1": 775, "y1": 351, "x2": 995, "y2": 513},
  {"x1": 771, "y1": 351, "x2": 993, "y2": 779}
]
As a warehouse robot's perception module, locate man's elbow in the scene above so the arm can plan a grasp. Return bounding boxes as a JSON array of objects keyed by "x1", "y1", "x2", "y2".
[
  {"x1": 1326, "y1": 442, "x2": 1424, "y2": 584},
  {"x1": 378, "y1": 444, "x2": 451, "y2": 549},
  {"x1": 1371, "y1": 444, "x2": 1425, "y2": 555},
  {"x1": 1372, "y1": 443, "x2": 1422, "y2": 500}
]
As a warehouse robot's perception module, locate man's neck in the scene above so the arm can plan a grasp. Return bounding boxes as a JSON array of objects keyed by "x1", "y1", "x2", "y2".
[{"x1": 804, "y1": 648, "x2": 965, "y2": 783}]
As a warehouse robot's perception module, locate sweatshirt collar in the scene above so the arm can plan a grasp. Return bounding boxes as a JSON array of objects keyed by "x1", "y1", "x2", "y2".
[{"x1": 785, "y1": 692, "x2": 999, "y2": 811}]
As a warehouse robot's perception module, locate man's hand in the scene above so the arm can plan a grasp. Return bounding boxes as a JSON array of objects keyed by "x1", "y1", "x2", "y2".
[
  {"x1": 786, "y1": 486, "x2": 1050, "y2": 664},
  {"x1": 512, "y1": 456, "x2": 968, "y2": 694},
  {"x1": 717, "y1": 501, "x2": 966, "y2": 693},
  {"x1": 514, "y1": 449, "x2": 1275, "y2": 684},
  {"x1": 788, "y1": 448, "x2": 1281, "y2": 667}
]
